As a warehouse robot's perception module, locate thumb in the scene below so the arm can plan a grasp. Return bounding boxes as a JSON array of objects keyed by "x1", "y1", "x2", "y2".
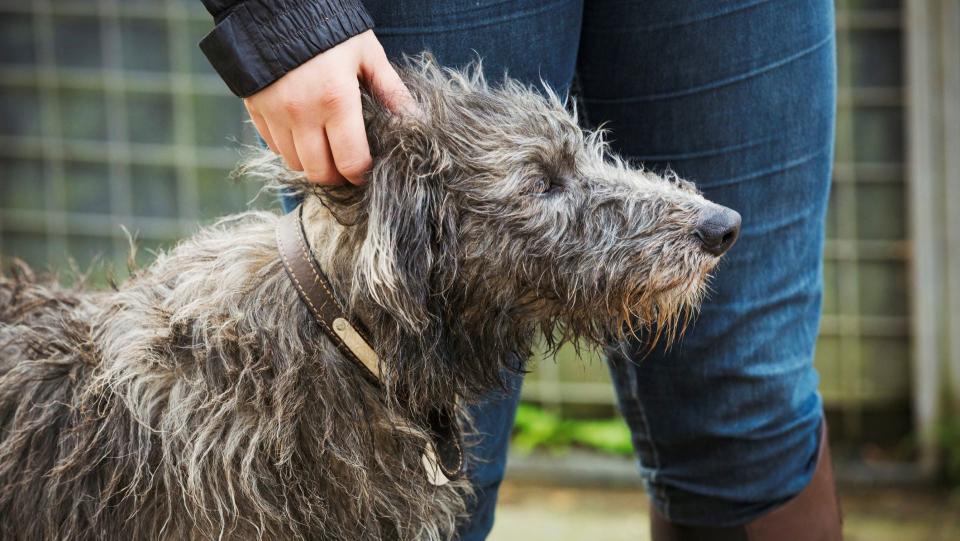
[{"x1": 361, "y1": 50, "x2": 418, "y2": 116}]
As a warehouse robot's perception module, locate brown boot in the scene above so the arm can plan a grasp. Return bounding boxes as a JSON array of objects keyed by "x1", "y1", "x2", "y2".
[{"x1": 650, "y1": 422, "x2": 842, "y2": 541}]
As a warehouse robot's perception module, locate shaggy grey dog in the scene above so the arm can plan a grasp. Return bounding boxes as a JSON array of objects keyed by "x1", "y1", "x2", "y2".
[{"x1": 0, "y1": 56, "x2": 738, "y2": 540}]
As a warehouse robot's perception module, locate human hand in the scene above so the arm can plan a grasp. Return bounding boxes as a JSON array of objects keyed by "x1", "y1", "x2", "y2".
[{"x1": 243, "y1": 30, "x2": 414, "y2": 185}]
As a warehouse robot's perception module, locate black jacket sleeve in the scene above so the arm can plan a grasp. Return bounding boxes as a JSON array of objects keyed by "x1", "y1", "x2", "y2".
[{"x1": 199, "y1": 0, "x2": 374, "y2": 97}]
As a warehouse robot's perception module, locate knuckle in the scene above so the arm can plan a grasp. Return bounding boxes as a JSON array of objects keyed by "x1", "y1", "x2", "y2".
[
  {"x1": 302, "y1": 160, "x2": 333, "y2": 182},
  {"x1": 318, "y1": 82, "x2": 358, "y2": 111},
  {"x1": 283, "y1": 156, "x2": 303, "y2": 171},
  {"x1": 318, "y1": 90, "x2": 348, "y2": 112},
  {"x1": 339, "y1": 154, "x2": 372, "y2": 177},
  {"x1": 281, "y1": 99, "x2": 307, "y2": 118},
  {"x1": 366, "y1": 40, "x2": 387, "y2": 60},
  {"x1": 306, "y1": 171, "x2": 338, "y2": 185},
  {"x1": 304, "y1": 169, "x2": 325, "y2": 182}
]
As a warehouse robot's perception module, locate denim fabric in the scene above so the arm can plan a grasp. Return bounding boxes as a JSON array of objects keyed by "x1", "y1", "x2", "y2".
[
  {"x1": 285, "y1": 0, "x2": 835, "y2": 535},
  {"x1": 576, "y1": 2, "x2": 835, "y2": 528}
]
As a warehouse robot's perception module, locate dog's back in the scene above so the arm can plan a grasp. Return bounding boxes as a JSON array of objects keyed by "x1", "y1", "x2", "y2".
[
  {"x1": 0, "y1": 266, "x2": 158, "y2": 540},
  {"x1": 0, "y1": 264, "x2": 98, "y2": 405},
  {"x1": 0, "y1": 214, "x2": 467, "y2": 540},
  {"x1": 0, "y1": 263, "x2": 100, "y2": 399}
]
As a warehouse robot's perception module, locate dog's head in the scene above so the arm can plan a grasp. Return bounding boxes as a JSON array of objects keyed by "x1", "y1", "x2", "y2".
[{"x1": 240, "y1": 55, "x2": 739, "y2": 402}]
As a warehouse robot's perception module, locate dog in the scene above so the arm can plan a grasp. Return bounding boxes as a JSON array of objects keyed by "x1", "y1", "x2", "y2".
[{"x1": 0, "y1": 55, "x2": 740, "y2": 540}]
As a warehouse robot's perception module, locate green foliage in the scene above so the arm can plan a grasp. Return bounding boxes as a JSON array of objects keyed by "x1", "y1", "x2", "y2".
[
  {"x1": 940, "y1": 419, "x2": 960, "y2": 486},
  {"x1": 511, "y1": 403, "x2": 634, "y2": 456}
]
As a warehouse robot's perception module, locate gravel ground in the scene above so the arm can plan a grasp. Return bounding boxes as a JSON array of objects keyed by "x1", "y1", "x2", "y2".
[{"x1": 489, "y1": 482, "x2": 960, "y2": 541}]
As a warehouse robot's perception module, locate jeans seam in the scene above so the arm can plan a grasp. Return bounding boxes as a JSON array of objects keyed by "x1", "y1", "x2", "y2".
[
  {"x1": 582, "y1": 32, "x2": 833, "y2": 104},
  {"x1": 375, "y1": 0, "x2": 576, "y2": 36},
  {"x1": 582, "y1": 0, "x2": 774, "y2": 33},
  {"x1": 637, "y1": 398, "x2": 670, "y2": 519},
  {"x1": 622, "y1": 360, "x2": 670, "y2": 519},
  {"x1": 623, "y1": 135, "x2": 779, "y2": 163},
  {"x1": 704, "y1": 144, "x2": 831, "y2": 189}
]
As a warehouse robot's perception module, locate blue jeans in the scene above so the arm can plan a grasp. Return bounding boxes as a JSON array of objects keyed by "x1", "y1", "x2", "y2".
[{"x1": 290, "y1": 0, "x2": 835, "y2": 536}]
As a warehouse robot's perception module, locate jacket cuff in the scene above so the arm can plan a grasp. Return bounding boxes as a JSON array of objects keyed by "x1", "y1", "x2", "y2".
[{"x1": 199, "y1": 0, "x2": 374, "y2": 98}]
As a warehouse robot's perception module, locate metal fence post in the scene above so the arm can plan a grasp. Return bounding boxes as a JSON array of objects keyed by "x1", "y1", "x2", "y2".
[{"x1": 904, "y1": 0, "x2": 957, "y2": 478}]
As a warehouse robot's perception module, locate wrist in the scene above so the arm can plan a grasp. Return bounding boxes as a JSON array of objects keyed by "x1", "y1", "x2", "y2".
[{"x1": 200, "y1": 0, "x2": 374, "y2": 97}]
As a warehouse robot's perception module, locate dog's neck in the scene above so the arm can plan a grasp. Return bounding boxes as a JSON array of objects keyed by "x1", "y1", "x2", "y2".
[
  {"x1": 295, "y1": 196, "x2": 532, "y2": 414},
  {"x1": 297, "y1": 198, "x2": 350, "y2": 286}
]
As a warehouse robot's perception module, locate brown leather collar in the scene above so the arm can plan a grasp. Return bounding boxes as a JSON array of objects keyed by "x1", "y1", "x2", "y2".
[
  {"x1": 275, "y1": 204, "x2": 463, "y2": 483},
  {"x1": 276, "y1": 205, "x2": 381, "y2": 385}
]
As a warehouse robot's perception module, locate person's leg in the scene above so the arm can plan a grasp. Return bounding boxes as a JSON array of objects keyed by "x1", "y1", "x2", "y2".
[
  {"x1": 368, "y1": 1, "x2": 582, "y2": 94},
  {"x1": 576, "y1": 0, "x2": 836, "y2": 527},
  {"x1": 362, "y1": 3, "x2": 583, "y2": 538}
]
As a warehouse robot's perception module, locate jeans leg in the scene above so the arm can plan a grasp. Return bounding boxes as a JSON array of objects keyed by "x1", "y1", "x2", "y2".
[
  {"x1": 366, "y1": 0, "x2": 582, "y2": 93},
  {"x1": 577, "y1": 0, "x2": 836, "y2": 526},
  {"x1": 360, "y1": 2, "x2": 584, "y2": 538},
  {"x1": 454, "y1": 372, "x2": 524, "y2": 541}
]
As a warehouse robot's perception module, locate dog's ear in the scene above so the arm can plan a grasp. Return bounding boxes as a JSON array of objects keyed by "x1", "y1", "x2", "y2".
[{"x1": 352, "y1": 136, "x2": 456, "y2": 333}]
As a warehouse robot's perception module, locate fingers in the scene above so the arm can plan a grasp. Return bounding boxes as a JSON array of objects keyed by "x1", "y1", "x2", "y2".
[
  {"x1": 323, "y1": 86, "x2": 372, "y2": 185},
  {"x1": 293, "y1": 126, "x2": 345, "y2": 185},
  {"x1": 361, "y1": 47, "x2": 417, "y2": 115},
  {"x1": 241, "y1": 30, "x2": 412, "y2": 186},
  {"x1": 247, "y1": 80, "x2": 368, "y2": 185},
  {"x1": 245, "y1": 102, "x2": 278, "y2": 154},
  {"x1": 271, "y1": 124, "x2": 303, "y2": 173}
]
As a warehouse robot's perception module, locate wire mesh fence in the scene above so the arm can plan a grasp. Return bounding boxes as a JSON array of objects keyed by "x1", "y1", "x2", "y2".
[
  {"x1": 0, "y1": 0, "x2": 265, "y2": 284},
  {"x1": 0, "y1": 0, "x2": 911, "y2": 453}
]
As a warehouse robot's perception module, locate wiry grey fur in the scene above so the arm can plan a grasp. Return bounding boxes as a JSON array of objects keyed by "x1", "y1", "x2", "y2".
[{"x1": 0, "y1": 55, "x2": 731, "y2": 540}]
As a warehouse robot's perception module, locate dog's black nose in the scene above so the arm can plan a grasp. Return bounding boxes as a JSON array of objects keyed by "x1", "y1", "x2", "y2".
[{"x1": 695, "y1": 206, "x2": 741, "y2": 256}]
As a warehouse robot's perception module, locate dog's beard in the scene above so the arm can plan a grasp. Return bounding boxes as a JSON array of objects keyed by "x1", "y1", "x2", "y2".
[
  {"x1": 632, "y1": 256, "x2": 717, "y2": 349},
  {"x1": 540, "y1": 257, "x2": 712, "y2": 355}
]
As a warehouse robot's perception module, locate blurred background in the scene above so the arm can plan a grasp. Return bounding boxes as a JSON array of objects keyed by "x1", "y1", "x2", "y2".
[{"x1": 1, "y1": 0, "x2": 958, "y2": 539}]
